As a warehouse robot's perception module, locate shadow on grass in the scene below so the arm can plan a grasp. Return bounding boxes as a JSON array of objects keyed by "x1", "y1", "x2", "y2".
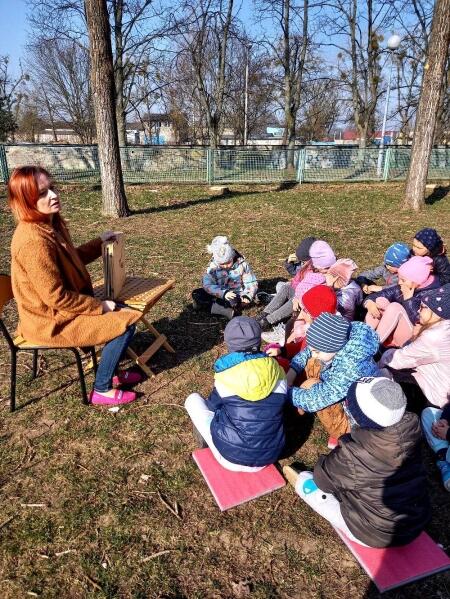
[
  {"x1": 134, "y1": 277, "x2": 293, "y2": 374},
  {"x1": 425, "y1": 185, "x2": 449, "y2": 205},
  {"x1": 129, "y1": 189, "x2": 263, "y2": 216}
]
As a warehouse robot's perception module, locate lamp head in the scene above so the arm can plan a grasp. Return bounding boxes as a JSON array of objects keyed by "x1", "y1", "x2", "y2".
[{"x1": 387, "y1": 34, "x2": 401, "y2": 50}]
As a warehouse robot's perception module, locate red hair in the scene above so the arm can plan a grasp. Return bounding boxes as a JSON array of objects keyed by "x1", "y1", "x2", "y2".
[{"x1": 8, "y1": 166, "x2": 53, "y2": 223}]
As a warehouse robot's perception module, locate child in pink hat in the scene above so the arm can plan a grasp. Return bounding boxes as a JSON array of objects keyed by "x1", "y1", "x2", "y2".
[
  {"x1": 364, "y1": 256, "x2": 441, "y2": 347},
  {"x1": 325, "y1": 258, "x2": 362, "y2": 321}
]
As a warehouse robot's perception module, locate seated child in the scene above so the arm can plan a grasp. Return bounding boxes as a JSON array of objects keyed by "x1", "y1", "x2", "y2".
[
  {"x1": 355, "y1": 242, "x2": 410, "y2": 293},
  {"x1": 287, "y1": 313, "x2": 379, "y2": 445},
  {"x1": 184, "y1": 316, "x2": 288, "y2": 471},
  {"x1": 379, "y1": 284, "x2": 450, "y2": 409},
  {"x1": 324, "y1": 258, "x2": 362, "y2": 321},
  {"x1": 192, "y1": 236, "x2": 258, "y2": 320},
  {"x1": 413, "y1": 228, "x2": 450, "y2": 284},
  {"x1": 265, "y1": 285, "x2": 338, "y2": 366},
  {"x1": 257, "y1": 240, "x2": 335, "y2": 337},
  {"x1": 422, "y1": 405, "x2": 450, "y2": 492},
  {"x1": 283, "y1": 377, "x2": 431, "y2": 547},
  {"x1": 364, "y1": 255, "x2": 441, "y2": 347},
  {"x1": 283, "y1": 236, "x2": 317, "y2": 277}
]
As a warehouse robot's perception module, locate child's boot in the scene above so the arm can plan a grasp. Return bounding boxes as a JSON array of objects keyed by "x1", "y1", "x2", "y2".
[
  {"x1": 437, "y1": 460, "x2": 450, "y2": 491},
  {"x1": 211, "y1": 301, "x2": 234, "y2": 320}
]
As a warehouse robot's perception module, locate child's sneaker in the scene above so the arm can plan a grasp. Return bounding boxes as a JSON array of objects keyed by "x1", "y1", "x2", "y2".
[
  {"x1": 211, "y1": 302, "x2": 234, "y2": 320},
  {"x1": 261, "y1": 323, "x2": 286, "y2": 345},
  {"x1": 437, "y1": 460, "x2": 450, "y2": 492},
  {"x1": 327, "y1": 437, "x2": 339, "y2": 450}
]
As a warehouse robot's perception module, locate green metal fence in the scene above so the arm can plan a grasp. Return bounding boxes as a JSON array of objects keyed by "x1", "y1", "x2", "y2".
[{"x1": 1, "y1": 144, "x2": 449, "y2": 185}]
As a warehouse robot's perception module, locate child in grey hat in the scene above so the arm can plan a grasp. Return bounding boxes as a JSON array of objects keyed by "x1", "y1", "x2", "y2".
[
  {"x1": 192, "y1": 236, "x2": 258, "y2": 320},
  {"x1": 185, "y1": 316, "x2": 288, "y2": 471},
  {"x1": 284, "y1": 377, "x2": 430, "y2": 548}
]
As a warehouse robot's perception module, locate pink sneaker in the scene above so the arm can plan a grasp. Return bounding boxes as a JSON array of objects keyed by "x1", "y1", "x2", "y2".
[
  {"x1": 89, "y1": 389, "x2": 137, "y2": 405},
  {"x1": 112, "y1": 370, "x2": 143, "y2": 387},
  {"x1": 327, "y1": 437, "x2": 339, "y2": 450}
]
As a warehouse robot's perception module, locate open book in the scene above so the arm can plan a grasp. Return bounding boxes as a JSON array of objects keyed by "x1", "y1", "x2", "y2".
[{"x1": 102, "y1": 232, "x2": 126, "y2": 300}]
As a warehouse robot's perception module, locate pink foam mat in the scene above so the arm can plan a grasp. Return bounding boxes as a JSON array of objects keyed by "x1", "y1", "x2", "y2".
[
  {"x1": 335, "y1": 528, "x2": 450, "y2": 593},
  {"x1": 192, "y1": 448, "x2": 285, "y2": 511}
]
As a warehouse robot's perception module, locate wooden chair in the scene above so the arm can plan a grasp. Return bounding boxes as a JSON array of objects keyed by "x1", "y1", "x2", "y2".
[{"x1": 0, "y1": 274, "x2": 98, "y2": 412}]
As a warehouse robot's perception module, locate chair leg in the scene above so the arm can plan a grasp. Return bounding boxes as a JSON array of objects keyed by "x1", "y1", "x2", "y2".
[
  {"x1": 72, "y1": 349, "x2": 89, "y2": 405},
  {"x1": 90, "y1": 347, "x2": 98, "y2": 374},
  {"x1": 32, "y1": 349, "x2": 39, "y2": 379},
  {"x1": 10, "y1": 349, "x2": 17, "y2": 412}
]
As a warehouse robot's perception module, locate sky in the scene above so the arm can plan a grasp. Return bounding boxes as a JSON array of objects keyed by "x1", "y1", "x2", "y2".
[{"x1": 0, "y1": 0, "x2": 28, "y2": 74}]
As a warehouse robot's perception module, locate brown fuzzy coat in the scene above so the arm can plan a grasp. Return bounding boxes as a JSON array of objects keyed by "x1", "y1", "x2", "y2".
[{"x1": 10, "y1": 218, "x2": 141, "y2": 347}]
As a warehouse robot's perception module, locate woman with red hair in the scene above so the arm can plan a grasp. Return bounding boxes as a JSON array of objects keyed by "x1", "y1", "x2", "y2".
[{"x1": 8, "y1": 166, "x2": 142, "y2": 406}]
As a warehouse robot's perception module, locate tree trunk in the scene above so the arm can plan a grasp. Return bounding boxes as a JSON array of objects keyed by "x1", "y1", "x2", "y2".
[
  {"x1": 85, "y1": 0, "x2": 129, "y2": 217},
  {"x1": 113, "y1": 0, "x2": 127, "y2": 146},
  {"x1": 404, "y1": 0, "x2": 450, "y2": 210}
]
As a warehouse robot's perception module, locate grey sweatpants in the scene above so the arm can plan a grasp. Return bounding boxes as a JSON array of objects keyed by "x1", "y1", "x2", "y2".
[{"x1": 265, "y1": 282, "x2": 295, "y2": 324}]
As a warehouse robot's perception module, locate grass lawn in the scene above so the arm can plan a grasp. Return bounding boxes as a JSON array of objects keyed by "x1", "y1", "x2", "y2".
[{"x1": 0, "y1": 181, "x2": 449, "y2": 598}]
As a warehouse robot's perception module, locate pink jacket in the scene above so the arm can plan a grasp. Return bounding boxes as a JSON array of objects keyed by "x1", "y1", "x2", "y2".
[
  {"x1": 379, "y1": 320, "x2": 450, "y2": 408},
  {"x1": 294, "y1": 272, "x2": 326, "y2": 301}
]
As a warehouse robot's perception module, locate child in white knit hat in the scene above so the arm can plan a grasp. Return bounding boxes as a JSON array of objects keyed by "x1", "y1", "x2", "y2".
[{"x1": 192, "y1": 236, "x2": 258, "y2": 319}]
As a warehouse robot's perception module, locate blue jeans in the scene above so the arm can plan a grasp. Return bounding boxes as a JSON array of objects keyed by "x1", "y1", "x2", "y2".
[{"x1": 94, "y1": 325, "x2": 136, "y2": 392}]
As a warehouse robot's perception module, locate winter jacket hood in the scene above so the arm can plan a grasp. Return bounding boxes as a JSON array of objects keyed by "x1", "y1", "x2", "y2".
[{"x1": 215, "y1": 352, "x2": 284, "y2": 401}]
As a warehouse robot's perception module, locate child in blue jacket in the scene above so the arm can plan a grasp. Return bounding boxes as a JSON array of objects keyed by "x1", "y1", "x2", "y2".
[
  {"x1": 286, "y1": 313, "x2": 380, "y2": 445},
  {"x1": 185, "y1": 317, "x2": 288, "y2": 471}
]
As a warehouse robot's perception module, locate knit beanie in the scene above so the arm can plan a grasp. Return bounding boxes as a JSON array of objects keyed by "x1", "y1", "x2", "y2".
[
  {"x1": 224, "y1": 316, "x2": 261, "y2": 353},
  {"x1": 306, "y1": 312, "x2": 350, "y2": 352},
  {"x1": 384, "y1": 242, "x2": 411, "y2": 268},
  {"x1": 415, "y1": 228, "x2": 443, "y2": 256},
  {"x1": 327, "y1": 258, "x2": 357, "y2": 287},
  {"x1": 309, "y1": 240, "x2": 336, "y2": 269},
  {"x1": 301, "y1": 285, "x2": 337, "y2": 318},
  {"x1": 398, "y1": 256, "x2": 434, "y2": 288},
  {"x1": 296, "y1": 236, "x2": 317, "y2": 262},
  {"x1": 421, "y1": 284, "x2": 450, "y2": 319},
  {"x1": 345, "y1": 377, "x2": 406, "y2": 430},
  {"x1": 206, "y1": 235, "x2": 235, "y2": 265}
]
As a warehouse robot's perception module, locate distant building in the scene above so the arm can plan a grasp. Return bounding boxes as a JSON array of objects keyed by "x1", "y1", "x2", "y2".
[{"x1": 17, "y1": 114, "x2": 176, "y2": 145}]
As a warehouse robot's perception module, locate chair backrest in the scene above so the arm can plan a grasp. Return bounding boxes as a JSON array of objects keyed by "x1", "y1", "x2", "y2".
[{"x1": 0, "y1": 274, "x2": 13, "y2": 316}]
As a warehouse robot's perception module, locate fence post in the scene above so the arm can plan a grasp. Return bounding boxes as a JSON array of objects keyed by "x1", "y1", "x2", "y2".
[
  {"x1": 296, "y1": 147, "x2": 306, "y2": 183},
  {"x1": 0, "y1": 145, "x2": 9, "y2": 184},
  {"x1": 206, "y1": 148, "x2": 214, "y2": 184},
  {"x1": 383, "y1": 147, "x2": 392, "y2": 182}
]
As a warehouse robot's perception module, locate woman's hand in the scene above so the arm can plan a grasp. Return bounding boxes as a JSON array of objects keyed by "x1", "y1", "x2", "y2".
[
  {"x1": 287, "y1": 253, "x2": 298, "y2": 263},
  {"x1": 432, "y1": 419, "x2": 449, "y2": 440},
  {"x1": 100, "y1": 230, "x2": 117, "y2": 242},
  {"x1": 366, "y1": 300, "x2": 381, "y2": 319},
  {"x1": 292, "y1": 297, "x2": 301, "y2": 311},
  {"x1": 241, "y1": 295, "x2": 251, "y2": 304},
  {"x1": 224, "y1": 290, "x2": 237, "y2": 301},
  {"x1": 101, "y1": 300, "x2": 117, "y2": 313}
]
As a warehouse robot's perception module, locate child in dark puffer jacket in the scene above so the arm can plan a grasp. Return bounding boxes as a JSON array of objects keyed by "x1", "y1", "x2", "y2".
[
  {"x1": 413, "y1": 228, "x2": 450, "y2": 284},
  {"x1": 185, "y1": 317, "x2": 288, "y2": 471},
  {"x1": 284, "y1": 377, "x2": 431, "y2": 548}
]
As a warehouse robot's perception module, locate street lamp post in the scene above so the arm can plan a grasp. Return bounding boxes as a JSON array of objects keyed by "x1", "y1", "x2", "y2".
[
  {"x1": 243, "y1": 43, "x2": 252, "y2": 146},
  {"x1": 377, "y1": 34, "x2": 401, "y2": 176}
]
